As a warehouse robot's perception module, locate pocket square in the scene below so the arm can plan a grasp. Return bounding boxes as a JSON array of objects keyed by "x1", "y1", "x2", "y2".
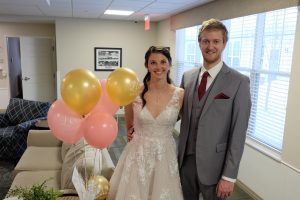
[{"x1": 214, "y1": 92, "x2": 230, "y2": 99}]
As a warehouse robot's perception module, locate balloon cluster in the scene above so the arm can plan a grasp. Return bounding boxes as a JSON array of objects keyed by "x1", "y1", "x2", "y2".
[{"x1": 47, "y1": 68, "x2": 140, "y2": 149}]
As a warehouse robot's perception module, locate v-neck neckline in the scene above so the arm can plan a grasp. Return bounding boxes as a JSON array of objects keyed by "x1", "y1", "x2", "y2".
[{"x1": 144, "y1": 88, "x2": 177, "y2": 120}]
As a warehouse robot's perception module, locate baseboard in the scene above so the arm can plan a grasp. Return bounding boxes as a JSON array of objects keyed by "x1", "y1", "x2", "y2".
[{"x1": 236, "y1": 180, "x2": 263, "y2": 200}]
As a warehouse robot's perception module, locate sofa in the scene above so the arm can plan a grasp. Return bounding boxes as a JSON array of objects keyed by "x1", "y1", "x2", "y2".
[
  {"x1": 0, "y1": 98, "x2": 50, "y2": 161},
  {"x1": 8, "y1": 129, "x2": 115, "y2": 196}
]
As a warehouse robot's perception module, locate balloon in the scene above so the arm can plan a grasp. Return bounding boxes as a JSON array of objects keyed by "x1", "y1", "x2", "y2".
[
  {"x1": 47, "y1": 99, "x2": 84, "y2": 144},
  {"x1": 61, "y1": 68, "x2": 101, "y2": 115},
  {"x1": 83, "y1": 112, "x2": 118, "y2": 149},
  {"x1": 106, "y1": 68, "x2": 140, "y2": 106},
  {"x1": 91, "y1": 80, "x2": 119, "y2": 115},
  {"x1": 87, "y1": 175, "x2": 110, "y2": 200}
]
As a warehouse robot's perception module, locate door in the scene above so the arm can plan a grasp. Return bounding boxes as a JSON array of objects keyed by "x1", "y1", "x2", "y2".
[
  {"x1": 20, "y1": 37, "x2": 56, "y2": 102},
  {"x1": 7, "y1": 37, "x2": 22, "y2": 98}
]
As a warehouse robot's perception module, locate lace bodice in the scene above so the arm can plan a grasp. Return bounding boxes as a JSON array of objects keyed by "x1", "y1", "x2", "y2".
[{"x1": 132, "y1": 87, "x2": 181, "y2": 138}]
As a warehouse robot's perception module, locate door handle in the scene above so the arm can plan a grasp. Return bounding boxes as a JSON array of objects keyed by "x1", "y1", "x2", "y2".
[{"x1": 23, "y1": 76, "x2": 31, "y2": 81}]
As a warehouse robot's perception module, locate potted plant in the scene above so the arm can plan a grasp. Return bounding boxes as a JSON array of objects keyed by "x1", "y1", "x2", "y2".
[{"x1": 6, "y1": 179, "x2": 63, "y2": 200}]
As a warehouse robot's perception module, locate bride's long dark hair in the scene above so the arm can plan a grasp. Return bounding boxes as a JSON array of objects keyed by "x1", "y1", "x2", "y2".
[{"x1": 141, "y1": 46, "x2": 172, "y2": 107}]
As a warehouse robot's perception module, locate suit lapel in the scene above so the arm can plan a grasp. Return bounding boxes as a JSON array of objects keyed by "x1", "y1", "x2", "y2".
[{"x1": 200, "y1": 64, "x2": 231, "y2": 119}]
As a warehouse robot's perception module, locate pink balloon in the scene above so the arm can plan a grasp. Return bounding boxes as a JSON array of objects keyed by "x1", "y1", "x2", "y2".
[
  {"x1": 91, "y1": 80, "x2": 119, "y2": 115},
  {"x1": 47, "y1": 99, "x2": 84, "y2": 144},
  {"x1": 83, "y1": 112, "x2": 118, "y2": 149}
]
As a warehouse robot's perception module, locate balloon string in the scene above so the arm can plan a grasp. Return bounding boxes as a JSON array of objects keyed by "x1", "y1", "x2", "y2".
[
  {"x1": 84, "y1": 142, "x2": 88, "y2": 190},
  {"x1": 92, "y1": 148, "x2": 103, "y2": 176},
  {"x1": 93, "y1": 148, "x2": 97, "y2": 176},
  {"x1": 99, "y1": 149, "x2": 103, "y2": 175},
  {"x1": 72, "y1": 143, "x2": 77, "y2": 193}
]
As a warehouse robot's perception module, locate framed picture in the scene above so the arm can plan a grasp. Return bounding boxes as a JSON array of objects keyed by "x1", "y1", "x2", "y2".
[{"x1": 94, "y1": 47, "x2": 122, "y2": 71}]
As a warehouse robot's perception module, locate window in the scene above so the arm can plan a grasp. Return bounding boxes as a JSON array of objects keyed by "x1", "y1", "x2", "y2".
[
  {"x1": 176, "y1": 25, "x2": 202, "y2": 84},
  {"x1": 175, "y1": 7, "x2": 298, "y2": 151}
]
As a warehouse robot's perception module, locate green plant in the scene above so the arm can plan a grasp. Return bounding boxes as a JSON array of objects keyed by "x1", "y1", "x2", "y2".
[{"x1": 6, "y1": 178, "x2": 63, "y2": 200}]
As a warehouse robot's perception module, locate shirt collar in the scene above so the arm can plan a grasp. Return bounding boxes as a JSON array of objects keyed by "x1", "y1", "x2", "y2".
[{"x1": 200, "y1": 61, "x2": 223, "y2": 79}]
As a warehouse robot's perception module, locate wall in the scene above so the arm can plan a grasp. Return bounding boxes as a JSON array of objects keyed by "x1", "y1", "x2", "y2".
[
  {"x1": 282, "y1": 11, "x2": 300, "y2": 173},
  {"x1": 169, "y1": 0, "x2": 300, "y2": 199},
  {"x1": 170, "y1": 0, "x2": 299, "y2": 30},
  {"x1": 239, "y1": 145, "x2": 300, "y2": 200},
  {"x1": 55, "y1": 18, "x2": 161, "y2": 99},
  {"x1": 0, "y1": 22, "x2": 55, "y2": 108},
  {"x1": 156, "y1": 19, "x2": 177, "y2": 82}
]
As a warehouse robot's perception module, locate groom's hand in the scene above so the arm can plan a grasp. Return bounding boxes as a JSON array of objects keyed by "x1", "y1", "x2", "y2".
[{"x1": 216, "y1": 179, "x2": 234, "y2": 199}]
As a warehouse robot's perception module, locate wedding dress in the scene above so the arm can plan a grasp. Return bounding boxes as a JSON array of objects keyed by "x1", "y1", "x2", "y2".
[{"x1": 107, "y1": 87, "x2": 183, "y2": 200}]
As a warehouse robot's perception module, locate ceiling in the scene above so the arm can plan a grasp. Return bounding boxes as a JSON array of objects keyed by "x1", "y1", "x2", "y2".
[{"x1": 0, "y1": 0, "x2": 213, "y2": 23}]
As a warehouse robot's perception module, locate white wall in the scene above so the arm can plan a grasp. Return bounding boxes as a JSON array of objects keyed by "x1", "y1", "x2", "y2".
[
  {"x1": 0, "y1": 88, "x2": 9, "y2": 108},
  {"x1": 239, "y1": 145, "x2": 300, "y2": 200},
  {"x1": 282, "y1": 10, "x2": 300, "y2": 172},
  {"x1": 170, "y1": 0, "x2": 299, "y2": 30},
  {"x1": 156, "y1": 19, "x2": 177, "y2": 81},
  {"x1": 55, "y1": 18, "x2": 159, "y2": 96}
]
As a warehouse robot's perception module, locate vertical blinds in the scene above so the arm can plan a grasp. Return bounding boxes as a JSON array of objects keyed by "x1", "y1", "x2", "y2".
[{"x1": 175, "y1": 6, "x2": 298, "y2": 151}]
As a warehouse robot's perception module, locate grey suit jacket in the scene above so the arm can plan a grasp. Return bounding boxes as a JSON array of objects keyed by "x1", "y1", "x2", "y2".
[{"x1": 178, "y1": 63, "x2": 251, "y2": 185}]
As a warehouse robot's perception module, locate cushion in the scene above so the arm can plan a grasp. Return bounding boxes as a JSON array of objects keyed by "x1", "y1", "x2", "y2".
[
  {"x1": 61, "y1": 142, "x2": 72, "y2": 161},
  {"x1": 14, "y1": 146, "x2": 62, "y2": 172},
  {"x1": 0, "y1": 126, "x2": 28, "y2": 160},
  {"x1": 27, "y1": 129, "x2": 62, "y2": 147},
  {"x1": 0, "y1": 113, "x2": 11, "y2": 127},
  {"x1": 10, "y1": 170, "x2": 61, "y2": 190},
  {"x1": 5, "y1": 98, "x2": 51, "y2": 125},
  {"x1": 61, "y1": 139, "x2": 114, "y2": 190}
]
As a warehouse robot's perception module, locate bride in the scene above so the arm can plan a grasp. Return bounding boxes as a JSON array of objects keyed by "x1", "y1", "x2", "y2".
[{"x1": 107, "y1": 46, "x2": 184, "y2": 200}]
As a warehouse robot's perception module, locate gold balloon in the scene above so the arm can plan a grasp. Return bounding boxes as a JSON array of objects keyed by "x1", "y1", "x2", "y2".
[
  {"x1": 106, "y1": 68, "x2": 140, "y2": 106},
  {"x1": 61, "y1": 69, "x2": 101, "y2": 116},
  {"x1": 88, "y1": 175, "x2": 110, "y2": 200}
]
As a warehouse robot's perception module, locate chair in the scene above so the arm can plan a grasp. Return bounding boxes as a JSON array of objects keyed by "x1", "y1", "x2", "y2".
[{"x1": 0, "y1": 98, "x2": 51, "y2": 161}]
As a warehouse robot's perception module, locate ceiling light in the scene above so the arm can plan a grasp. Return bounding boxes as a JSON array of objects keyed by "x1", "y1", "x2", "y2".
[
  {"x1": 104, "y1": 10, "x2": 134, "y2": 16},
  {"x1": 46, "y1": 0, "x2": 50, "y2": 6}
]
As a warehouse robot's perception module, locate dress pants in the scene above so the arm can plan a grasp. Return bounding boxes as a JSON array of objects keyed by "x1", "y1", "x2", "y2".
[{"x1": 179, "y1": 154, "x2": 224, "y2": 200}]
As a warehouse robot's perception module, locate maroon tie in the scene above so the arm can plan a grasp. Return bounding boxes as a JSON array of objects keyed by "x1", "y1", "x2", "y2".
[{"x1": 198, "y1": 71, "x2": 209, "y2": 100}]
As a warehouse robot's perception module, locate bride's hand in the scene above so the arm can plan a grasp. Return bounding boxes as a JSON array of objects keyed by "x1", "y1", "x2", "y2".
[{"x1": 127, "y1": 127, "x2": 134, "y2": 142}]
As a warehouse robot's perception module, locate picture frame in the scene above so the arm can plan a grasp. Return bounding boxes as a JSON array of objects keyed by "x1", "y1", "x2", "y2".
[{"x1": 94, "y1": 47, "x2": 122, "y2": 71}]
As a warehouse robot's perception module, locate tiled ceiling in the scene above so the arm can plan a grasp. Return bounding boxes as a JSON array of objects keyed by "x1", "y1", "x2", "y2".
[{"x1": 0, "y1": 0, "x2": 214, "y2": 22}]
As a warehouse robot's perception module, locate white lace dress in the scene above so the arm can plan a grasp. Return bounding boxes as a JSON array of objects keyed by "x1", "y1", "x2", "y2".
[{"x1": 107, "y1": 88, "x2": 183, "y2": 200}]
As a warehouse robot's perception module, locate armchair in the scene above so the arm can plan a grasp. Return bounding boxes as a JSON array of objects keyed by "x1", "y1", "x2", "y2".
[{"x1": 0, "y1": 98, "x2": 51, "y2": 161}]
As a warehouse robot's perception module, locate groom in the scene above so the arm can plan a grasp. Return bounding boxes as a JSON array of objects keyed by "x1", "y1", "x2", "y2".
[{"x1": 178, "y1": 18, "x2": 251, "y2": 200}]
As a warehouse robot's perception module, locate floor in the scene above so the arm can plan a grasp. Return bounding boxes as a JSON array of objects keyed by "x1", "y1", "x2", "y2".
[{"x1": 107, "y1": 115, "x2": 127, "y2": 166}]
